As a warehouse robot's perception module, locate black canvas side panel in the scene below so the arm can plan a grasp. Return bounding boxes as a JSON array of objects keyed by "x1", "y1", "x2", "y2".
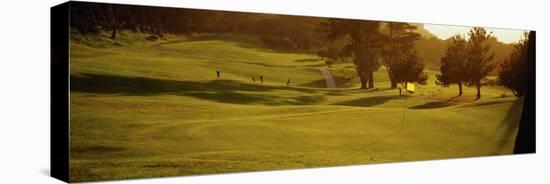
[
  {"x1": 51, "y1": 2, "x2": 70, "y2": 182},
  {"x1": 513, "y1": 31, "x2": 536, "y2": 154}
]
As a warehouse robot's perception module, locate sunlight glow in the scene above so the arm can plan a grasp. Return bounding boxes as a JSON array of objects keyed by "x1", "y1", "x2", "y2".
[{"x1": 424, "y1": 24, "x2": 527, "y2": 44}]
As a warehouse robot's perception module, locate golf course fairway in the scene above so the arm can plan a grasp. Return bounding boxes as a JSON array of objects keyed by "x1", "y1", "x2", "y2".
[{"x1": 68, "y1": 34, "x2": 522, "y2": 182}]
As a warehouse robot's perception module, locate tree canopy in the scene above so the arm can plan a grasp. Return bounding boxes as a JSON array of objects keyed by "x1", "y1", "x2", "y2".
[
  {"x1": 465, "y1": 27, "x2": 496, "y2": 99},
  {"x1": 499, "y1": 32, "x2": 530, "y2": 97},
  {"x1": 381, "y1": 22, "x2": 427, "y2": 88},
  {"x1": 322, "y1": 19, "x2": 384, "y2": 89},
  {"x1": 436, "y1": 34, "x2": 468, "y2": 96}
]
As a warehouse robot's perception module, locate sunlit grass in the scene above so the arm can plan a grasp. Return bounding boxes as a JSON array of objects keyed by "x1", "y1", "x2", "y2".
[{"x1": 69, "y1": 33, "x2": 522, "y2": 182}]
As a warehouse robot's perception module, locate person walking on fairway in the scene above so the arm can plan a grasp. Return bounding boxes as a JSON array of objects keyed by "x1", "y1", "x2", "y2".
[
  {"x1": 216, "y1": 69, "x2": 220, "y2": 77},
  {"x1": 286, "y1": 79, "x2": 291, "y2": 85}
]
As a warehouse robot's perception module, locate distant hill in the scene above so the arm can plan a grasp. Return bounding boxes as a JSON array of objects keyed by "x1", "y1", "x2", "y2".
[
  {"x1": 416, "y1": 36, "x2": 449, "y2": 70},
  {"x1": 415, "y1": 26, "x2": 515, "y2": 73},
  {"x1": 412, "y1": 23, "x2": 438, "y2": 39}
]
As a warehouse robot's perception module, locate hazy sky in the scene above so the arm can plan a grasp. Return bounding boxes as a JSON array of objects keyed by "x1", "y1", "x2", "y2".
[{"x1": 424, "y1": 24, "x2": 527, "y2": 44}]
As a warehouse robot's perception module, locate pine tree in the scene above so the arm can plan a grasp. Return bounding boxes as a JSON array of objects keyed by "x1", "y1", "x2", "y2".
[
  {"x1": 436, "y1": 34, "x2": 468, "y2": 96},
  {"x1": 465, "y1": 27, "x2": 496, "y2": 99},
  {"x1": 381, "y1": 22, "x2": 423, "y2": 88},
  {"x1": 323, "y1": 19, "x2": 383, "y2": 89},
  {"x1": 391, "y1": 50, "x2": 429, "y2": 85}
]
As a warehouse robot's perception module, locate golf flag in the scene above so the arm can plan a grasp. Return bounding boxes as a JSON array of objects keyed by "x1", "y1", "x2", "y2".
[{"x1": 406, "y1": 83, "x2": 415, "y2": 93}]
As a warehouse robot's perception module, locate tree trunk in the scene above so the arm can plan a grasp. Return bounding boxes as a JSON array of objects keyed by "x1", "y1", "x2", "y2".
[
  {"x1": 110, "y1": 24, "x2": 117, "y2": 40},
  {"x1": 108, "y1": 5, "x2": 117, "y2": 40},
  {"x1": 476, "y1": 81, "x2": 481, "y2": 99},
  {"x1": 458, "y1": 81, "x2": 463, "y2": 96},
  {"x1": 367, "y1": 70, "x2": 374, "y2": 88},
  {"x1": 386, "y1": 67, "x2": 397, "y2": 88},
  {"x1": 359, "y1": 73, "x2": 367, "y2": 89}
]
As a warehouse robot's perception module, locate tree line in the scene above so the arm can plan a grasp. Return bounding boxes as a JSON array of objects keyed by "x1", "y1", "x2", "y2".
[
  {"x1": 437, "y1": 29, "x2": 531, "y2": 98},
  {"x1": 319, "y1": 20, "x2": 427, "y2": 89},
  {"x1": 318, "y1": 21, "x2": 529, "y2": 97},
  {"x1": 70, "y1": 2, "x2": 326, "y2": 51},
  {"x1": 70, "y1": 2, "x2": 528, "y2": 97}
]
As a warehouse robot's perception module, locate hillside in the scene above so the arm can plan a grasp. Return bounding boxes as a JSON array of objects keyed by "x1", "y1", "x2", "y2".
[
  {"x1": 416, "y1": 34, "x2": 515, "y2": 71},
  {"x1": 69, "y1": 33, "x2": 522, "y2": 182}
]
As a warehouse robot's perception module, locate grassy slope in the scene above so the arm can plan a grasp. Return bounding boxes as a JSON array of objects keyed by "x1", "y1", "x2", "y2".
[{"x1": 69, "y1": 33, "x2": 522, "y2": 182}]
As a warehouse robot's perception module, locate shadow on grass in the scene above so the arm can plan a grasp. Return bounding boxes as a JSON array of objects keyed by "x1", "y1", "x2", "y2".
[
  {"x1": 409, "y1": 101, "x2": 454, "y2": 109},
  {"x1": 71, "y1": 145, "x2": 126, "y2": 155},
  {"x1": 294, "y1": 58, "x2": 322, "y2": 62},
  {"x1": 299, "y1": 75, "x2": 347, "y2": 88},
  {"x1": 325, "y1": 90, "x2": 351, "y2": 96},
  {"x1": 446, "y1": 95, "x2": 461, "y2": 102},
  {"x1": 492, "y1": 98, "x2": 524, "y2": 154},
  {"x1": 70, "y1": 73, "x2": 324, "y2": 106},
  {"x1": 457, "y1": 99, "x2": 516, "y2": 108},
  {"x1": 332, "y1": 95, "x2": 407, "y2": 107}
]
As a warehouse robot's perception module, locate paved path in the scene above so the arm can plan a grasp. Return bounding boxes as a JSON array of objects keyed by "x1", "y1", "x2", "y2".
[{"x1": 319, "y1": 67, "x2": 336, "y2": 88}]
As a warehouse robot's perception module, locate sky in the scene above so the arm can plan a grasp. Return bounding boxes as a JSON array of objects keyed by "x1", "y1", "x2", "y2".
[{"x1": 423, "y1": 24, "x2": 527, "y2": 44}]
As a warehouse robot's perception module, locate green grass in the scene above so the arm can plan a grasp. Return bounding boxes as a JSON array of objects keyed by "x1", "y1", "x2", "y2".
[{"x1": 69, "y1": 33, "x2": 523, "y2": 182}]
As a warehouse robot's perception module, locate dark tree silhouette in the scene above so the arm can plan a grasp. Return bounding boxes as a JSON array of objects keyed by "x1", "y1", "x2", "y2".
[
  {"x1": 338, "y1": 44, "x2": 354, "y2": 63},
  {"x1": 436, "y1": 34, "x2": 468, "y2": 96},
  {"x1": 465, "y1": 27, "x2": 496, "y2": 99},
  {"x1": 316, "y1": 46, "x2": 340, "y2": 62},
  {"x1": 499, "y1": 32, "x2": 529, "y2": 97},
  {"x1": 107, "y1": 5, "x2": 118, "y2": 39},
  {"x1": 390, "y1": 50, "x2": 429, "y2": 85},
  {"x1": 323, "y1": 19, "x2": 383, "y2": 89},
  {"x1": 381, "y1": 22, "x2": 423, "y2": 88}
]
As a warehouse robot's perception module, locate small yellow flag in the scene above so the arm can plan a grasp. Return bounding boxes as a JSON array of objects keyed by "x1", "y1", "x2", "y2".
[{"x1": 406, "y1": 83, "x2": 415, "y2": 93}]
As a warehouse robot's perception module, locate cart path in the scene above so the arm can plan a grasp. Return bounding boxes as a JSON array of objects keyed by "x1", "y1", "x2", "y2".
[{"x1": 319, "y1": 67, "x2": 336, "y2": 88}]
